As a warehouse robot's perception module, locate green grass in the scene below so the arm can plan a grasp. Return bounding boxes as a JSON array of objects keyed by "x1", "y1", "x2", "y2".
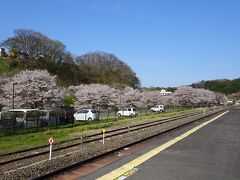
[
  {"x1": 0, "y1": 57, "x2": 9, "y2": 74},
  {"x1": 0, "y1": 108, "x2": 201, "y2": 154},
  {"x1": 0, "y1": 57, "x2": 23, "y2": 76}
]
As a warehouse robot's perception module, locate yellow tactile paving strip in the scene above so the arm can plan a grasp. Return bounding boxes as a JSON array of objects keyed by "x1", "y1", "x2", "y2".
[{"x1": 97, "y1": 111, "x2": 229, "y2": 180}]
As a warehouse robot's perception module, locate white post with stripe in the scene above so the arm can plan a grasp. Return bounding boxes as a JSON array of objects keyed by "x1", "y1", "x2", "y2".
[{"x1": 48, "y1": 137, "x2": 54, "y2": 160}]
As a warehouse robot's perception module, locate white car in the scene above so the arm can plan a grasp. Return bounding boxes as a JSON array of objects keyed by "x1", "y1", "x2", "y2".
[
  {"x1": 117, "y1": 108, "x2": 137, "y2": 117},
  {"x1": 150, "y1": 105, "x2": 165, "y2": 112},
  {"x1": 235, "y1": 100, "x2": 240, "y2": 106},
  {"x1": 74, "y1": 109, "x2": 99, "y2": 121}
]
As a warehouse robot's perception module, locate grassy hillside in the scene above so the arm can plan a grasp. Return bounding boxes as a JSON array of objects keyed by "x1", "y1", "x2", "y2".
[
  {"x1": 0, "y1": 57, "x2": 9, "y2": 74},
  {"x1": 0, "y1": 54, "x2": 140, "y2": 88}
]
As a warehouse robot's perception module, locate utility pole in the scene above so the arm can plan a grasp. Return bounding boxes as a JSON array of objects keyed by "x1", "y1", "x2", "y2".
[{"x1": 12, "y1": 83, "x2": 17, "y2": 109}]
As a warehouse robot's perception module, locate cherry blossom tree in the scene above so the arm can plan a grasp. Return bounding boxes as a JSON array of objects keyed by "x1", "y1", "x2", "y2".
[
  {"x1": 0, "y1": 70, "x2": 64, "y2": 110},
  {"x1": 67, "y1": 84, "x2": 221, "y2": 111},
  {"x1": 137, "y1": 90, "x2": 177, "y2": 109},
  {"x1": 67, "y1": 84, "x2": 118, "y2": 110},
  {"x1": 0, "y1": 76, "x2": 9, "y2": 110},
  {"x1": 118, "y1": 87, "x2": 142, "y2": 108},
  {"x1": 172, "y1": 86, "x2": 217, "y2": 107},
  {"x1": 0, "y1": 76, "x2": 8, "y2": 94},
  {"x1": 1, "y1": 69, "x2": 223, "y2": 111},
  {"x1": 215, "y1": 92, "x2": 228, "y2": 105}
]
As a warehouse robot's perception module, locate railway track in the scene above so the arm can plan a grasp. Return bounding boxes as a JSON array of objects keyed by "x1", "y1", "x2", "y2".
[
  {"x1": 0, "y1": 112, "x2": 199, "y2": 166},
  {"x1": 0, "y1": 109, "x2": 226, "y2": 179}
]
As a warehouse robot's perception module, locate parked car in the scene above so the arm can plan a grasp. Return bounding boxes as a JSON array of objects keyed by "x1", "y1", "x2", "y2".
[
  {"x1": 8, "y1": 109, "x2": 48, "y2": 128},
  {"x1": 74, "y1": 109, "x2": 99, "y2": 121},
  {"x1": 117, "y1": 107, "x2": 137, "y2": 117},
  {"x1": 150, "y1": 105, "x2": 165, "y2": 112},
  {"x1": 235, "y1": 100, "x2": 240, "y2": 106}
]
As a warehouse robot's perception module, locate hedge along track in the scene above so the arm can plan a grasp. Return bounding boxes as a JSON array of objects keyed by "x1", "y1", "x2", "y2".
[
  {"x1": 0, "y1": 112, "x2": 202, "y2": 169},
  {"x1": 0, "y1": 109, "x2": 227, "y2": 177}
]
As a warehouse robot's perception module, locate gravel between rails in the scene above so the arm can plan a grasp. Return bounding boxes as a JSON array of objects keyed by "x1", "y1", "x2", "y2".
[
  {"x1": 0, "y1": 112, "x2": 200, "y2": 166},
  {"x1": 0, "y1": 110, "x2": 224, "y2": 180}
]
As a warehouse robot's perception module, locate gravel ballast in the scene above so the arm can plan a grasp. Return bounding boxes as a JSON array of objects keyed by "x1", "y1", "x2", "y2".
[{"x1": 0, "y1": 110, "x2": 225, "y2": 180}]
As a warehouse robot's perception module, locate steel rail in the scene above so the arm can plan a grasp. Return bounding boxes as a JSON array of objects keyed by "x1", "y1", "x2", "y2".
[
  {"x1": 0, "y1": 112, "x2": 200, "y2": 166},
  {"x1": 33, "y1": 109, "x2": 226, "y2": 180},
  {"x1": 0, "y1": 111, "x2": 199, "y2": 157}
]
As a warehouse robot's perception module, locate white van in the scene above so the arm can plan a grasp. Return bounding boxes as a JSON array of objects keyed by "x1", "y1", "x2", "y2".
[{"x1": 8, "y1": 109, "x2": 47, "y2": 128}]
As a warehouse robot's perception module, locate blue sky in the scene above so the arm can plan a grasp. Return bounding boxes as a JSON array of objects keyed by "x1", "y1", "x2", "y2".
[{"x1": 1, "y1": 0, "x2": 240, "y2": 87}]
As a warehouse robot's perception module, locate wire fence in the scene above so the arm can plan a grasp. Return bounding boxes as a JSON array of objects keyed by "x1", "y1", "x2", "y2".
[{"x1": 0, "y1": 106, "x2": 221, "y2": 137}]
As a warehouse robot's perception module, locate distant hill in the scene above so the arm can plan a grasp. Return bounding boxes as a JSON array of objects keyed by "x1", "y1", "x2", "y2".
[
  {"x1": 191, "y1": 78, "x2": 240, "y2": 95},
  {"x1": 0, "y1": 29, "x2": 140, "y2": 88},
  {"x1": 75, "y1": 51, "x2": 140, "y2": 88},
  {"x1": 0, "y1": 52, "x2": 140, "y2": 88}
]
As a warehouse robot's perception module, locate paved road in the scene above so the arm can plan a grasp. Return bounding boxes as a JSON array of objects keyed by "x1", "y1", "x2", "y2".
[{"x1": 81, "y1": 109, "x2": 240, "y2": 180}]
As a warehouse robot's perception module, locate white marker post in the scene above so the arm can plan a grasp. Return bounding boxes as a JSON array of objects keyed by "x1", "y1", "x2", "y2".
[
  {"x1": 101, "y1": 129, "x2": 107, "y2": 145},
  {"x1": 80, "y1": 135, "x2": 83, "y2": 152},
  {"x1": 48, "y1": 137, "x2": 54, "y2": 160},
  {"x1": 203, "y1": 108, "x2": 206, "y2": 115}
]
